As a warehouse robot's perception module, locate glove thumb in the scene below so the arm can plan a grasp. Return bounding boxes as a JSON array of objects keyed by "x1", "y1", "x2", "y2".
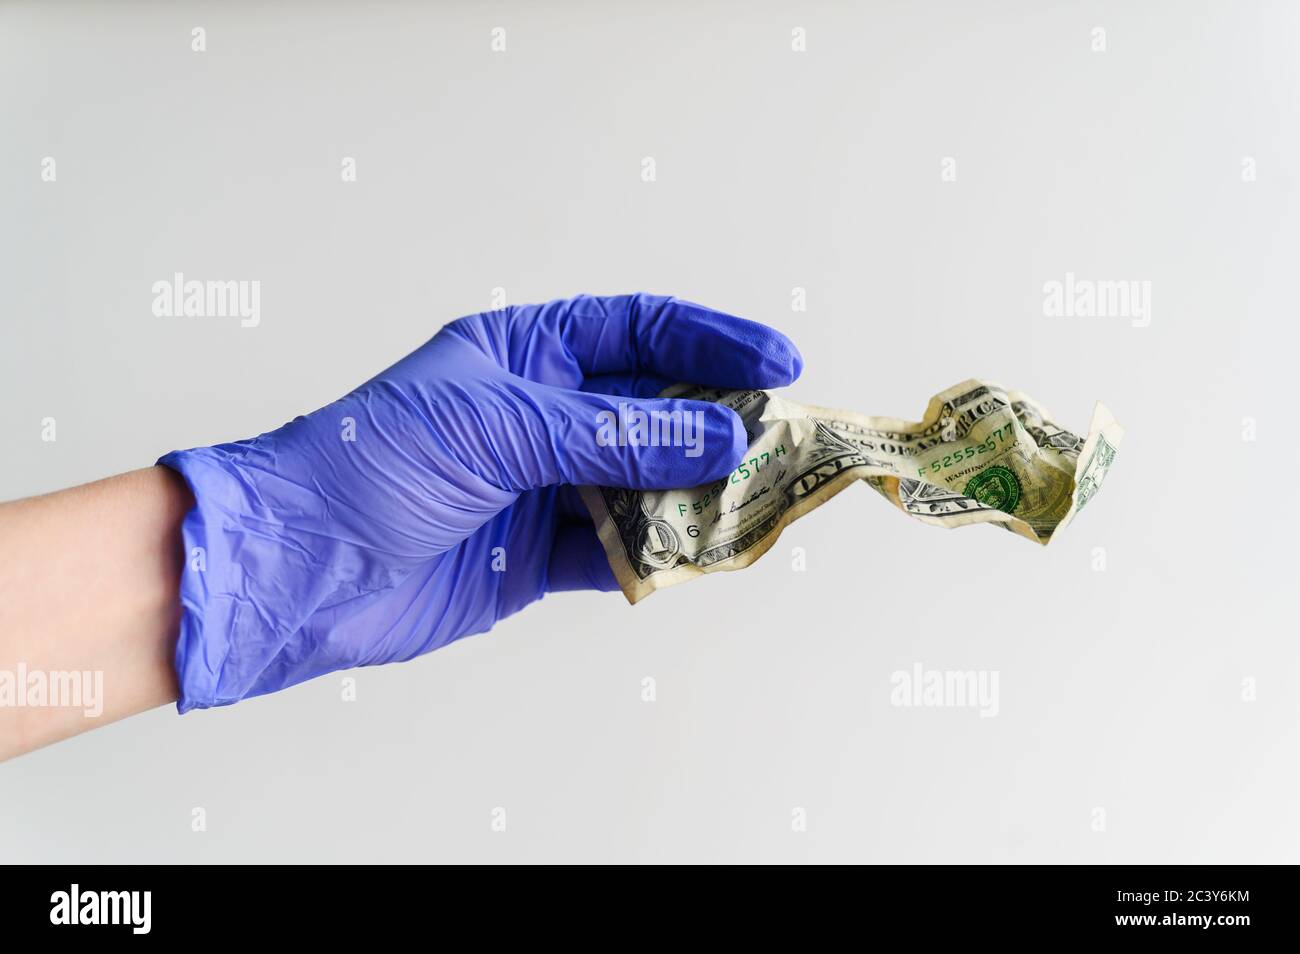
[{"x1": 503, "y1": 385, "x2": 747, "y2": 491}]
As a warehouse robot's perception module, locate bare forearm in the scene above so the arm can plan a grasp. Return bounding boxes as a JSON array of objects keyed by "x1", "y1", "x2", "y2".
[{"x1": 0, "y1": 467, "x2": 190, "y2": 760}]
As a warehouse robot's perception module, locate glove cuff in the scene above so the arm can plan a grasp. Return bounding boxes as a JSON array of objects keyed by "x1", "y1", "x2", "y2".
[{"x1": 158, "y1": 444, "x2": 329, "y2": 712}]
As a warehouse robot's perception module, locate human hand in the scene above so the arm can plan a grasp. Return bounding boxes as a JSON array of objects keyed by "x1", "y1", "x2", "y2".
[{"x1": 160, "y1": 294, "x2": 802, "y2": 710}]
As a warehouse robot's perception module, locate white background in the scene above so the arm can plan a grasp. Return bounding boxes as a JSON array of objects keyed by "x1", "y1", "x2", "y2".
[{"x1": 2, "y1": 0, "x2": 1297, "y2": 862}]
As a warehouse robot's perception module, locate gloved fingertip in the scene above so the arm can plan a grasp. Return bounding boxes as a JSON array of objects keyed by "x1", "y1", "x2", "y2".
[
  {"x1": 753, "y1": 334, "x2": 805, "y2": 389},
  {"x1": 777, "y1": 341, "x2": 805, "y2": 386},
  {"x1": 789, "y1": 344, "x2": 805, "y2": 381}
]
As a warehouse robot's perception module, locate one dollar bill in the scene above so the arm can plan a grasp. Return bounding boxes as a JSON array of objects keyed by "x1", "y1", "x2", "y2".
[{"x1": 581, "y1": 380, "x2": 1123, "y2": 604}]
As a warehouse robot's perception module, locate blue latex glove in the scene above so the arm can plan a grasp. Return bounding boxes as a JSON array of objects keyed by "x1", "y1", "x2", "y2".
[{"x1": 159, "y1": 294, "x2": 802, "y2": 712}]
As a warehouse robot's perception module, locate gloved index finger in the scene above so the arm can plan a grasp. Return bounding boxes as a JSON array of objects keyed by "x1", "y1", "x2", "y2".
[{"x1": 525, "y1": 293, "x2": 804, "y2": 390}]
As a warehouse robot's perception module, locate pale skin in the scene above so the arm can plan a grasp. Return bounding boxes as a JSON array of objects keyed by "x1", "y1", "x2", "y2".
[{"x1": 0, "y1": 467, "x2": 189, "y2": 761}]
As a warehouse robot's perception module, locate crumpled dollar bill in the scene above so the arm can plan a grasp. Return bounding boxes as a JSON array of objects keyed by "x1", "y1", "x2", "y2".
[{"x1": 581, "y1": 379, "x2": 1123, "y2": 604}]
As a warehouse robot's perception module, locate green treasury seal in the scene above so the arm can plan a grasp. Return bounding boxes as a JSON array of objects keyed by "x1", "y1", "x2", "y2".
[{"x1": 963, "y1": 465, "x2": 1021, "y2": 513}]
